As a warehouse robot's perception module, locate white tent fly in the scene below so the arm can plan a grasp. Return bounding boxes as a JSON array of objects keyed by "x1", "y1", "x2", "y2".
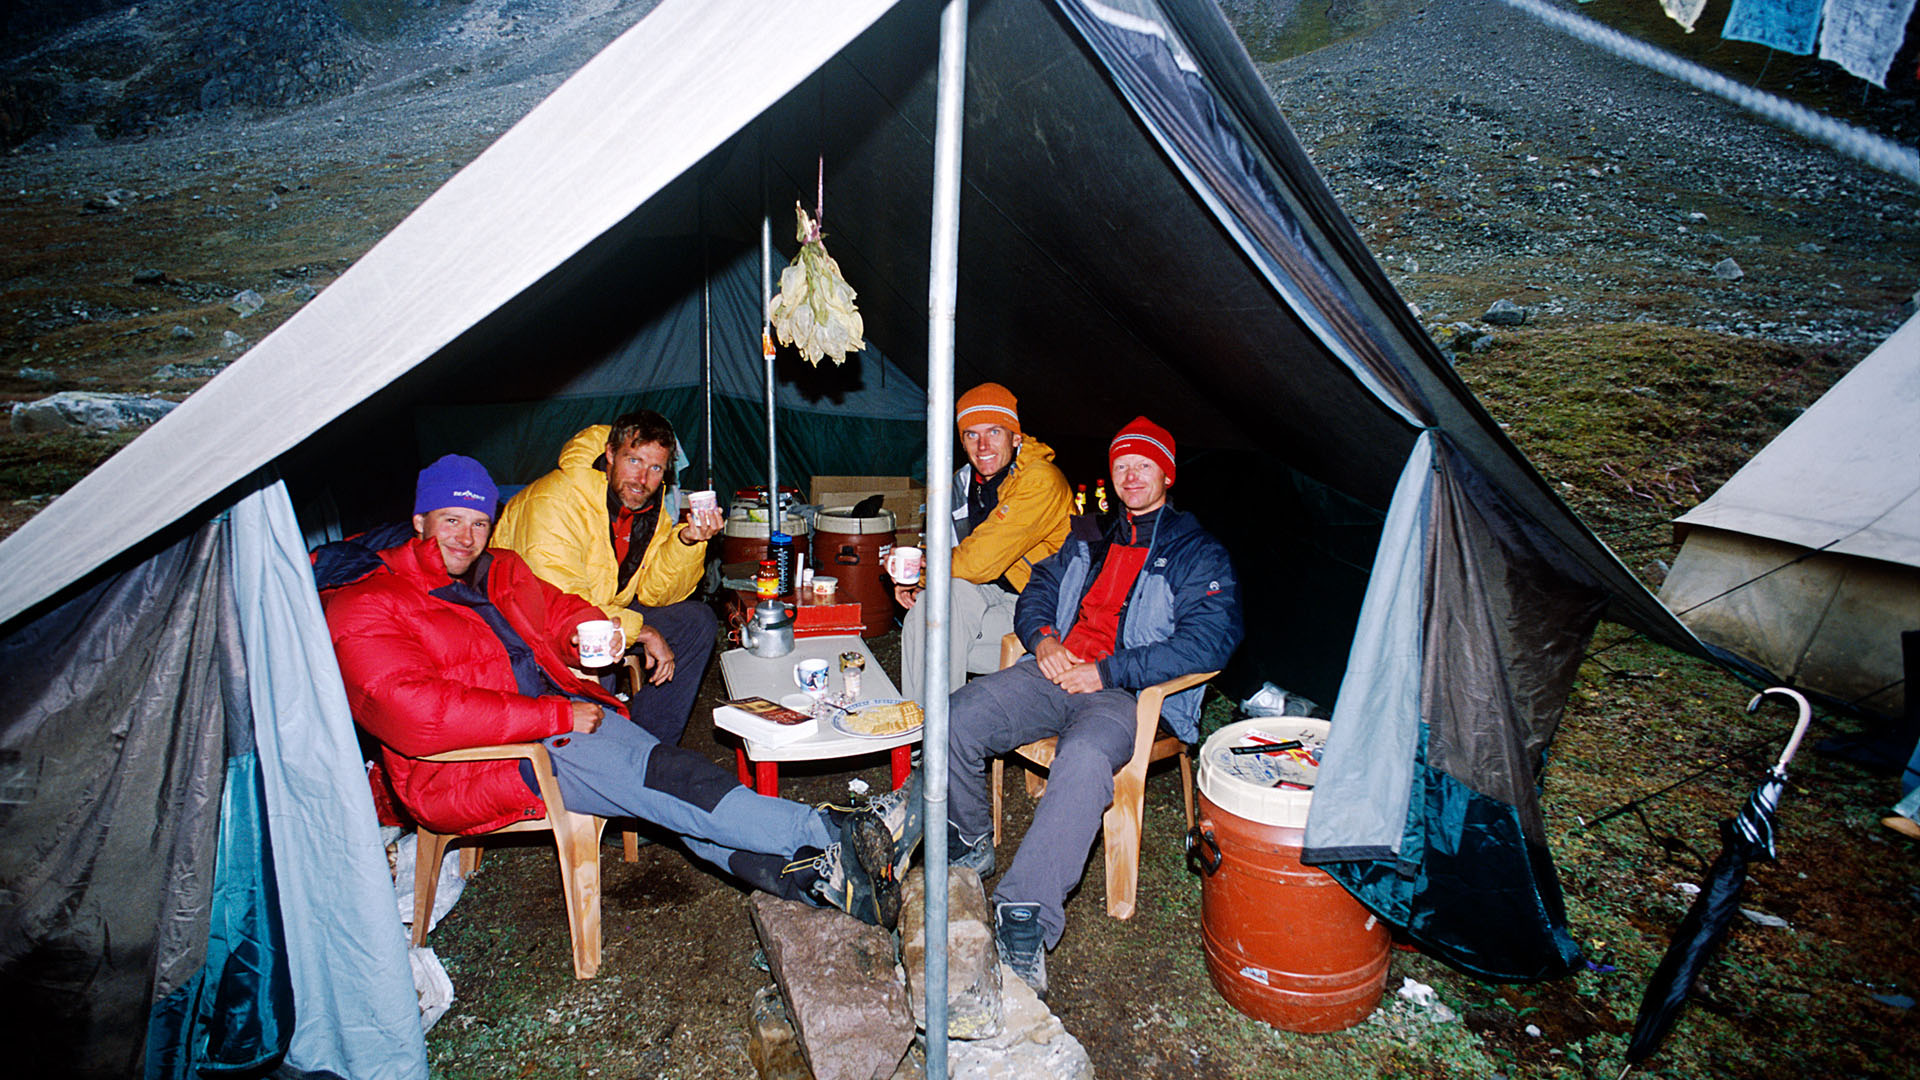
[{"x1": 1661, "y1": 312, "x2": 1920, "y2": 717}]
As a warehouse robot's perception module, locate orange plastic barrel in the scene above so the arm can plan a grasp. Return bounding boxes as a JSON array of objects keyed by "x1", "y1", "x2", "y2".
[
  {"x1": 1192, "y1": 719, "x2": 1390, "y2": 1033},
  {"x1": 810, "y1": 507, "x2": 896, "y2": 636}
]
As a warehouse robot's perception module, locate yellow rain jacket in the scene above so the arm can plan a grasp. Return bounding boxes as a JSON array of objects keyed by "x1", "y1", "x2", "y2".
[
  {"x1": 946, "y1": 436, "x2": 1072, "y2": 592},
  {"x1": 492, "y1": 425, "x2": 706, "y2": 640}
]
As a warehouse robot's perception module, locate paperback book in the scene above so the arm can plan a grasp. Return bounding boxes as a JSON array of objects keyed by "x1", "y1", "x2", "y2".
[{"x1": 713, "y1": 696, "x2": 819, "y2": 747}]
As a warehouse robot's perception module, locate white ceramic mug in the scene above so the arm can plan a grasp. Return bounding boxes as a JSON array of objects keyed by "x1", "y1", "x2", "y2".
[
  {"x1": 577, "y1": 619, "x2": 620, "y2": 668},
  {"x1": 886, "y1": 545, "x2": 923, "y2": 585},
  {"x1": 793, "y1": 658, "x2": 831, "y2": 697}
]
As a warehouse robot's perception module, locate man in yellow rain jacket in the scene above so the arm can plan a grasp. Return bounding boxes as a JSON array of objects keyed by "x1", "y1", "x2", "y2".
[
  {"x1": 896, "y1": 383, "x2": 1072, "y2": 703},
  {"x1": 493, "y1": 411, "x2": 723, "y2": 743}
]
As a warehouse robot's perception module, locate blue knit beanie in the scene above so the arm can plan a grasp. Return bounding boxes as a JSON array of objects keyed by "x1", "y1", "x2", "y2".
[{"x1": 414, "y1": 454, "x2": 498, "y2": 519}]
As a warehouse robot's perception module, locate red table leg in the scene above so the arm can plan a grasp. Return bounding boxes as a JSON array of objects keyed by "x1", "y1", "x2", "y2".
[
  {"x1": 735, "y1": 747, "x2": 752, "y2": 788},
  {"x1": 754, "y1": 759, "x2": 781, "y2": 797},
  {"x1": 890, "y1": 745, "x2": 913, "y2": 791}
]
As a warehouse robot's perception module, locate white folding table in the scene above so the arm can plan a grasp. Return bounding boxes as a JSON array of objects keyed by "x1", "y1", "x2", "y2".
[{"x1": 715, "y1": 634, "x2": 920, "y2": 797}]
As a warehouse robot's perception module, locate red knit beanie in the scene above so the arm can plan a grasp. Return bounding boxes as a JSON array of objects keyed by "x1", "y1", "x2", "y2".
[
  {"x1": 1109, "y1": 416, "x2": 1176, "y2": 483},
  {"x1": 956, "y1": 382, "x2": 1020, "y2": 435}
]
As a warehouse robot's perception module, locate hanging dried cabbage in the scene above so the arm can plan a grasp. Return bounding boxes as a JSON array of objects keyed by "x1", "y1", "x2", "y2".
[{"x1": 770, "y1": 203, "x2": 865, "y2": 366}]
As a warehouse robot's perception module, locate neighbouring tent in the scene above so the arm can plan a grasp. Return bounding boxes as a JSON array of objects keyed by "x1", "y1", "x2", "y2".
[
  {"x1": 1660, "y1": 312, "x2": 1919, "y2": 719},
  {"x1": 0, "y1": 1, "x2": 1704, "y2": 1074}
]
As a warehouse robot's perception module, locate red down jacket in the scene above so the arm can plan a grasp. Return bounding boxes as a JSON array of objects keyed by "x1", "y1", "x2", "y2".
[{"x1": 323, "y1": 535, "x2": 625, "y2": 835}]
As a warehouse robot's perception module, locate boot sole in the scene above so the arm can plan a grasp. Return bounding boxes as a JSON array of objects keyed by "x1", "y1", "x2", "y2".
[{"x1": 850, "y1": 814, "x2": 902, "y2": 929}]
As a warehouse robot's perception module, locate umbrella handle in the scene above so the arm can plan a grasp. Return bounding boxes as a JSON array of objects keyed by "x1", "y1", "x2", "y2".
[{"x1": 1746, "y1": 687, "x2": 1813, "y2": 772}]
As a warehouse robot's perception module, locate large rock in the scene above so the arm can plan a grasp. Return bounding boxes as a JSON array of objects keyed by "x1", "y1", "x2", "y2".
[
  {"x1": 11, "y1": 391, "x2": 175, "y2": 433},
  {"x1": 944, "y1": 964, "x2": 1092, "y2": 1079},
  {"x1": 900, "y1": 866, "x2": 1002, "y2": 1039},
  {"x1": 1482, "y1": 298, "x2": 1527, "y2": 326},
  {"x1": 748, "y1": 894, "x2": 914, "y2": 1080}
]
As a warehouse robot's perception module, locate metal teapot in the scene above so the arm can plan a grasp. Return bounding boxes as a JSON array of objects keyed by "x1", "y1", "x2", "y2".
[{"x1": 740, "y1": 599, "x2": 795, "y2": 658}]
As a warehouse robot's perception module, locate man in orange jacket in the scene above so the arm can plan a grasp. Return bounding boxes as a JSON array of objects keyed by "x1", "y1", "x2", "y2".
[{"x1": 896, "y1": 383, "x2": 1072, "y2": 703}]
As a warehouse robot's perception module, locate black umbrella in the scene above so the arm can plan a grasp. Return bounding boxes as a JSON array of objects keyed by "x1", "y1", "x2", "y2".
[{"x1": 1619, "y1": 687, "x2": 1814, "y2": 1078}]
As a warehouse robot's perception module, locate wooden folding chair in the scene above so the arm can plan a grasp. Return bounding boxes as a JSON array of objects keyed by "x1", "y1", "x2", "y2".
[{"x1": 989, "y1": 632, "x2": 1215, "y2": 920}]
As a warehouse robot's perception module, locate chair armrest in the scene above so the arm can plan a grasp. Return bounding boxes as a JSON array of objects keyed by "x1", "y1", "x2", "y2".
[
  {"x1": 999, "y1": 631, "x2": 1026, "y2": 670},
  {"x1": 421, "y1": 742, "x2": 545, "y2": 764},
  {"x1": 421, "y1": 742, "x2": 570, "y2": 821}
]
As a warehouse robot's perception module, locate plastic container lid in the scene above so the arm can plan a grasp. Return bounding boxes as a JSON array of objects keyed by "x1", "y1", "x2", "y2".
[
  {"x1": 815, "y1": 507, "x2": 897, "y2": 534},
  {"x1": 723, "y1": 508, "x2": 809, "y2": 537},
  {"x1": 1196, "y1": 717, "x2": 1332, "y2": 829}
]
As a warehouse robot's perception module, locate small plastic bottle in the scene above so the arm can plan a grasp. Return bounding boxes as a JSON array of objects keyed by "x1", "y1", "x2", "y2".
[
  {"x1": 1075, "y1": 484, "x2": 1087, "y2": 514},
  {"x1": 1095, "y1": 479, "x2": 1109, "y2": 513}
]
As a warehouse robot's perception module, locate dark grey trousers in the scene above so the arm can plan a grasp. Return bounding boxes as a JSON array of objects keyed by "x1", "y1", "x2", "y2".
[{"x1": 946, "y1": 661, "x2": 1137, "y2": 947}]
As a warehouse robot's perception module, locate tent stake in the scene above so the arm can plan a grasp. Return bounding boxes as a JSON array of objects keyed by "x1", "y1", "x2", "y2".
[{"x1": 923, "y1": 1, "x2": 968, "y2": 1076}]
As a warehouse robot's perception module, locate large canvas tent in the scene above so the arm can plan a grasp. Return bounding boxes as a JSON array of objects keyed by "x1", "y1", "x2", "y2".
[
  {"x1": 0, "y1": 0, "x2": 1703, "y2": 1074},
  {"x1": 1660, "y1": 312, "x2": 1920, "y2": 719}
]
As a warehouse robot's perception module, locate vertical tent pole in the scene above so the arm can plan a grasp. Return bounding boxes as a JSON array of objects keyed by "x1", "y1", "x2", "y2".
[
  {"x1": 923, "y1": 1, "x2": 968, "y2": 1076},
  {"x1": 701, "y1": 231, "x2": 714, "y2": 491},
  {"x1": 761, "y1": 163, "x2": 778, "y2": 525}
]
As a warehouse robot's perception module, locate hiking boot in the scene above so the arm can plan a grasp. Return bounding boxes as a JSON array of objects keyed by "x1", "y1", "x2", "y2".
[
  {"x1": 782, "y1": 842, "x2": 883, "y2": 926},
  {"x1": 819, "y1": 771, "x2": 925, "y2": 879},
  {"x1": 861, "y1": 771, "x2": 925, "y2": 868},
  {"x1": 993, "y1": 901, "x2": 1048, "y2": 1000},
  {"x1": 948, "y1": 824, "x2": 995, "y2": 879},
  {"x1": 848, "y1": 813, "x2": 906, "y2": 929}
]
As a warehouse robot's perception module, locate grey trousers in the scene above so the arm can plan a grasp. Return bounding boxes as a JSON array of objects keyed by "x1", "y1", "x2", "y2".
[
  {"x1": 946, "y1": 661, "x2": 1137, "y2": 947},
  {"x1": 536, "y1": 709, "x2": 833, "y2": 899},
  {"x1": 901, "y1": 577, "x2": 1018, "y2": 703}
]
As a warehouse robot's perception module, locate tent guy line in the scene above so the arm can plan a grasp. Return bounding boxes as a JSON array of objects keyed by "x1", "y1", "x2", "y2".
[{"x1": 1500, "y1": 0, "x2": 1920, "y2": 187}]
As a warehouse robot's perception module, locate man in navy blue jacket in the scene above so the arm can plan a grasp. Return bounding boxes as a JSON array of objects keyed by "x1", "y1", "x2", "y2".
[{"x1": 944, "y1": 416, "x2": 1243, "y2": 997}]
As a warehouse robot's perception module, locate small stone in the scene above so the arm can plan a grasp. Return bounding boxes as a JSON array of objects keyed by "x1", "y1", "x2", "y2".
[
  {"x1": 1739, "y1": 907, "x2": 1788, "y2": 928},
  {"x1": 151, "y1": 361, "x2": 226, "y2": 381},
  {"x1": 290, "y1": 283, "x2": 318, "y2": 302},
  {"x1": 222, "y1": 330, "x2": 246, "y2": 350},
  {"x1": 1484, "y1": 298, "x2": 1527, "y2": 326},
  {"x1": 1796, "y1": 242, "x2": 1825, "y2": 254},
  {"x1": 16, "y1": 367, "x2": 57, "y2": 384},
  {"x1": 170, "y1": 325, "x2": 196, "y2": 340},
  {"x1": 944, "y1": 965, "x2": 1091, "y2": 1079},
  {"x1": 1525, "y1": 1023, "x2": 1543, "y2": 1037},
  {"x1": 1712, "y1": 258, "x2": 1744, "y2": 281},
  {"x1": 228, "y1": 289, "x2": 265, "y2": 317},
  {"x1": 1869, "y1": 993, "x2": 1915, "y2": 1010},
  {"x1": 132, "y1": 268, "x2": 167, "y2": 285}
]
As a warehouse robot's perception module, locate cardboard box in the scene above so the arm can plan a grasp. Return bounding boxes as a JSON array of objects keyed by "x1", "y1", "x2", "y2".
[{"x1": 809, "y1": 475, "x2": 925, "y2": 532}]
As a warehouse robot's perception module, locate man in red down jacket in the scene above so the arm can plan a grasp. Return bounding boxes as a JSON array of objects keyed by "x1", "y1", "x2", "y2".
[{"x1": 322, "y1": 455, "x2": 922, "y2": 927}]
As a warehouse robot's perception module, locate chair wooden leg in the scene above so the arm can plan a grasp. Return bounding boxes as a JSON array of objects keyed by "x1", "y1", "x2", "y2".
[
  {"x1": 1179, "y1": 749, "x2": 1196, "y2": 832},
  {"x1": 412, "y1": 830, "x2": 453, "y2": 946},
  {"x1": 460, "y1": 846, "x2": 484, "y2": 875},
  {"x1": 623, "y1": 830, "x2": 640, "y2": 863},
  {"x1": 1104, "y1": 757, "x2": 1150, "y2": 921},
  {"x1": 550, "y1": 811, "x2": 604, "y2": 979},
  {"x1": 990, "y1": 757, "x2": 1004, "y2": 846}
]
